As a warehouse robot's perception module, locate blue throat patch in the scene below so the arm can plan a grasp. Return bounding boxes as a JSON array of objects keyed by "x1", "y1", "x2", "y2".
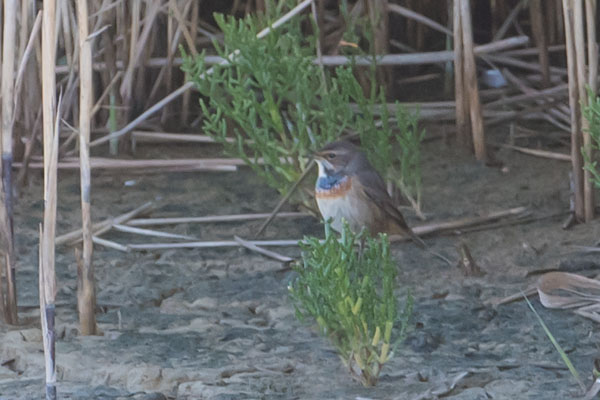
[{"x1": 317, "y1": 173, "x2": 346, "y2": 190}]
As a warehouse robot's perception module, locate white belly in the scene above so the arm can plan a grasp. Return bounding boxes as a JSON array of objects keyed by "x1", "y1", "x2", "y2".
[{"x1": 316, "y1": 190, "x2": 372, "y2": 234}]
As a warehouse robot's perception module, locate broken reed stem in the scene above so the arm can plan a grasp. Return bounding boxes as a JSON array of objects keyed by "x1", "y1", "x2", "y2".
[
  {"x1": 1, "y1": 0, "x2": 18, "y2": 325},
  {"x1": 459, "y1": 0, "x2": 486, "y2": 161},
  {"x1": 77, "y1": 0, "x2": 97, "y2": 336},
  {"x1": 453, "y1": 0, "x2": 470, "y2": 147},
  {"x1": 562, "y1": 0, "x2": 585, "y2": 221},
  {"x1": 56, "y1": 201, "x2": 154, "y2": 246},
  {"x1": 41, "y1": 0, "x2": 58, "y2": 397},
  {"x1": 127, "y1": 211, "x2": 309, "y2": 226}
]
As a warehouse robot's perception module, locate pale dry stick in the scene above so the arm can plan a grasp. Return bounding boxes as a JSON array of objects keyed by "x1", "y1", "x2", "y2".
[
  {"x1": 575, "y1": 0, "x2": 594, "y2": 222},
  {"x1": 459, "y1": 0, "x2": 486, "y2": 161},
  {"x1": 234, "y1": 235, "x2": 294, "y2": 263},
  {"x1": 56, "y1": 201, "x2": 154, "y2": 246},
  {"x1": 388, "y1": 3, "x2": 452, "y2": 37},
  {"x1": 562, "y1": 0, "x2": 585, "y2": 221},
  {"x1": 89, "y1": 0, "x2": 317, "y2": 148},
  {"x1": 112, "y1": 223, "x2": 197, "y2": 240},
  {"x1": 40, "y1": 7, "x2": 60, "y2": 393},
  {"x1": 453, "y1": 0, "x2": 469, "y2": 147},
  {"x1": 405, "y1": 206, "x2": 528, "y2": 238},
  {"x1": 127, "y1": 211, "x2": 309, "y2": 226},
  {"x1": 13, "y1": 11, "x2": 42, "y2": 122},
  {"x1": 0, "y1": 0, "x2": 18, "y2": 325},
  {"x1": 492, "y1": 143, "x2": 571, "y2": 161},
  {"x1": 486, "y1": 54, "x2": 568, "y2": 76},
  {"x1": 169, "y1": 0, "x2": 197, "y2": 55},
  {"x1": 484, "y1": 83, "x2": 569, "y2": 109},
  {"x1": 76, "y1": 0, "x2": 98, "y2": 336},
  {"x1": 131, "y1": 131, "x2": 235, "y2": 144},
  {"x1": 91, "y1": 236, "x2": 130, "y2": 252},
  {"x1": 15, "y1": 159, "x2": 238, "y2": 172},
  {"x1": 128, "y1": 240, "x2": 300, "y2": 250}
]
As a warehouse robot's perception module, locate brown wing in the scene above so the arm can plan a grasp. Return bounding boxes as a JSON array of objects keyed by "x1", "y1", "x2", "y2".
[{"x1": 355, "y1": 169, "x2": 425, "y2": 248}]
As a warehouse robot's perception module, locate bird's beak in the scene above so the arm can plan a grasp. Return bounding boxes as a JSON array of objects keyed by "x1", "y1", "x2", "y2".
[{"x1": 312, "y1": 151, "x2": 325, "y2": 161}]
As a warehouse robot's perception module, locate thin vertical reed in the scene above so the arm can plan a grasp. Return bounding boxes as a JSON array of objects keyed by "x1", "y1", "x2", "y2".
[
  {"x1": 41, "y1": 0, "x2": 58, "y2": 396},
  {"x1": 77, "y1": 0, "x2": 98, "y2": 336},
  {"x1": 573, "y1": 0, "x2": 594, "y2": 221},
  {"x1": 453, "y1": 0, "x2": 469, "y2": 147},
  {"x1": 586, "y1": 0, "x2": 598, "y2": 94},
  {"x1": 1, "y1": 0, "x2": 18, "y2": 325},
  {"x1": 529, "y1": 0, "x2": 550, "y2": 87},
  {"x1": 459, "y1": 0, "x2": 486, "y2": 161},
  {"x1": 562, "y1": 0, "x2": 585, "y2": 220}
]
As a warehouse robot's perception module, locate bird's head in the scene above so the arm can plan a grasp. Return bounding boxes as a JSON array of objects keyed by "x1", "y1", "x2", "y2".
[{"x1": 313, "y1": 140, "x2": 360, "y2": 177}]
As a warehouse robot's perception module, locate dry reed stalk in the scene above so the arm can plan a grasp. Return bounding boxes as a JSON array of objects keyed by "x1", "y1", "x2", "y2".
[
  {"x1": 574, "y1": 0, "x2": 595, "y2": 222},
  {"x1": 56, "y1": 201, "x2": 154, "y2": 246},
  {"x1": 234, "y1": 235, "x2": 294, "y2": 263},
  {"x1": 453, "y1": 0, "x2": 469, "y2": 146},
  {"x1": 528, "y1": 0, "x2": 550, "y2": 87},
  {"x1": 485, "y1": 54, "x2": 568, "y2": 76},
  {"x1": 128, "y1": 239, "x2": 302, "y2": 250},
  {"x1": 493, "y1": 143, "x2": 571, "y2": 161},
  {"x1": 562, "y1": 0, "x2": 585, "y2": 220},
  {"x1": 131, "y1": 131, "x2": 235, "y2": 144},
  {"x1": 459, "y1": 0, "x2": 486, "y2": 161},
  {"x1": 127, "y1": 211, "x2": 308, "y2": 226},
  {"x1": 76, "y1": 0, "x2": 98, "y2": 336},
  {"x1": 91, "y1": 236, "x2": 130, "y2": 252},
  {"x1": 88, "y1": 0, "x2": 319, "y2": 148},
  {"x1": 112, "y1": 223, "x2": 197, "y2": 240},
  {"x1": 13, "y1": 11, "x2": 42, "y2": 122},
  {"x1": 40, "y1": 0, "x2": 59, "y2": 396},
  {"x1": 0, "y1": 0, "x2": 18, "y2": 325},
  {"x1": 388, "y1": 3, "x2": 452, "y2": 37}
]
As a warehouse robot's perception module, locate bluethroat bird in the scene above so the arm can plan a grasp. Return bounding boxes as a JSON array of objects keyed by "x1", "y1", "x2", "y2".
[{"x1": 313, "y1": 140, "x2": 425, "y2": 247}]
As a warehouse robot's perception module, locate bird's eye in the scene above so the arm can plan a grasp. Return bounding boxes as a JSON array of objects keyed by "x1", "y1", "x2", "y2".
[{"x1": 327, "y1": 153, "x2": 336, "y2": 159}]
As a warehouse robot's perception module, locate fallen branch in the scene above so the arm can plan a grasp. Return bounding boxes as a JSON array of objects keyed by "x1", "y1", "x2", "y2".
[
  {"x1": 127, "y1": 211, "x2": 309, "y2": 226},
  {"x1": 234, "y1": 235, "x2": 294, "y2": 263},
  {"x1": 491, "y1": 143, "x2": 571, "y2": 161},
  {"x1": 56, "y1": 201, "x2": 153, "y2": 246},
  {"x1": 112, "y1": 223, "x2": 197, "y2": 240}
]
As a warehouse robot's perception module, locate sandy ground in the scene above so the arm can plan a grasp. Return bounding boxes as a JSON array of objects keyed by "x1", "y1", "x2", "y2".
[{"x1": 2, "y1": 133, "x2": 600, "y2": 400}]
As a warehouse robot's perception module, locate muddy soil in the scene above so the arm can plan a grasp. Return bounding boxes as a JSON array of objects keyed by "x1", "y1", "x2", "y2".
[{"x1": 2, "y1": 133, "x2": 600, "y2": 400}]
